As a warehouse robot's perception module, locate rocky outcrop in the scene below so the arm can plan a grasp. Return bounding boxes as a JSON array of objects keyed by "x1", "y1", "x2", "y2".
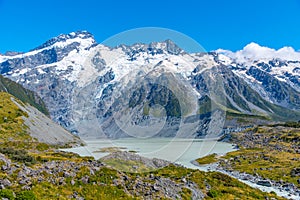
[
  {"x1": 101, "y1": 151, "x2": 171, "y2": 169},
  {"x1": 101, "y1": 151, "x2": 204, "y2": 200}
]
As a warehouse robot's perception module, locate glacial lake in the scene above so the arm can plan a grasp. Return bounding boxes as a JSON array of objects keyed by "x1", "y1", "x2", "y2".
[
  {"x1": 62, "y1": 138, "x2": 299, "y2": 199},
  {"x1": 62, "y1": 138, "x2": 236, "y2": 167}
]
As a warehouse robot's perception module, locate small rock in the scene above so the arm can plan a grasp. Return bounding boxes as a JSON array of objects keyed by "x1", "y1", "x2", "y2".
[
  {"x1": 257, "y1": 180, "x2": 272, "y2": 187},
  {"x1": 38, "y1": 177, "x2": 43, "y2": 183},
  {"x1": 2, "y1": 165, "x2": 8, "y2": 171},
  {"x1": 18, "y1": 171, "x2": 26, "y2": 179},
  {"x1": 123, "y1": 175, "x2": 129, "y2": 181},
  {"x1": 113, "y1": 179, "x2": 119, "y2": 186},
  {"x1": 81, "y1": 176, "x2": 89, "y2": 184},
  {"x1": 22, "y1": 185, "x2": 31, "y2": 190},
  {"x1": 89, "y1": 169, "x2": 95, "y2": 176},
  {"x1": 63, "y1": 171, "x2": 71, "y2": 177},
  {"x1": 132, "y1": 165, "x2": 138, "y2": 170},
  {"x1": 0, "y1": 178, "x2": 11, "y2": 187},
  {"x1": 58, "y1": 178, "x2": 65, "y2": 185},
  {"x1": 152, "y1": 185, "x2": 160, "y2": 191},
  {"x1": 291, "y1": 168, "x2": 300, "y2": 177},
  {"x1": 19, "y1": 179, "x2": 28, "y2": 185}
]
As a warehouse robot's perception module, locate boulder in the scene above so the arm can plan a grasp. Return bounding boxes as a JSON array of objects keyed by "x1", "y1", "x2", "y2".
[{"x1": 257, "y1": 180, "x2": 272, "y2": 187}]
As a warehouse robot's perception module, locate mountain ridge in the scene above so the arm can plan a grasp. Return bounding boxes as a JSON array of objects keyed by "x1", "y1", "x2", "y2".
[{"x1": 0, "y1": 31, "x2": 299, "y2": 138}]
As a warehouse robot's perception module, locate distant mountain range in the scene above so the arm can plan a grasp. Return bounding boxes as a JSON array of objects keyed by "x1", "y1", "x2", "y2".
[{"x1": 0, "y1": 31, "x2": 299, "y2": 138}]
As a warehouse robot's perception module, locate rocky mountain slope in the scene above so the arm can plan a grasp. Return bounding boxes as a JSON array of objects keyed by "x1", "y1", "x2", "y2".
[
  {"x1": 0, "y1": 31, "x2": 299, "y2": 139},
  {"x1": 0, "y1": 91, "x2": 81, "y2": 146}
]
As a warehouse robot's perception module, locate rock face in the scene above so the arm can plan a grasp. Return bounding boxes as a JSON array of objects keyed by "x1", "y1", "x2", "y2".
[{"x1": 0, "y1": 31, "x2": 300, "y2": 138}]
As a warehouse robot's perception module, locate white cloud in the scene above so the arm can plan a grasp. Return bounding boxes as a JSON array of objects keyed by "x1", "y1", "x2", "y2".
[{"x1": 216, "y1": 42, "x2": 300, "y2": 62}]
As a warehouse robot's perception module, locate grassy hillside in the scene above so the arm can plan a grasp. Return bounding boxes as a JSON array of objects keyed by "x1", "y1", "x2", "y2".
[
  {"x1": 222, "y1": 124, "x2": 300, "y2": 187},
  {"x1": 198, "y1": 123, "x2": 300, "y2": 195},
  {"x1": 0, "y1": 75, "x2": 49, "y2": 116},
  {"x1": 0, "y1": 92, "x2": 33, "y2": 149}
]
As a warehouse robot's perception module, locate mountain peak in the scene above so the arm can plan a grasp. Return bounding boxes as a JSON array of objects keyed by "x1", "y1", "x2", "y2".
[
  {"x1": 116, "y1": 39, "x2": 184, "y2": 56},
  {"x1": 149, "y1": 39, "x2": 182, "y2": 52},
  {"x1": 32, "y1": 30, "x2": 96, "y2": 51},
  {"x1": 68, "y1": 30, "x2": 93, "y2": 39},
  {"x1": 3, "y1": 51, "x2": 23, "y2": 56}
]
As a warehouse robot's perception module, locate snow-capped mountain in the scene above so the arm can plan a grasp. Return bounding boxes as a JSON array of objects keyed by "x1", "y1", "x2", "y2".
[
  {"x1": 0, "y1": 31, "x2": 299, "y2": 138},
  {"x1": 216, "y1": 43, "x2": 300, "y2": 108}
]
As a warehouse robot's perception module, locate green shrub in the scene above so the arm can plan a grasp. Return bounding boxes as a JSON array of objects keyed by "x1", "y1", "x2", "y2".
[
  {"x1": 36, "y1": 143, "x2": 49, "y2": 151},
  {"x1": 0, "y1": 147, "x2": 36, "y2": 164},
  {"x1": 207, "y1": 189, "x2": 221, "y2": 198},
  {"x1": 196, "y1": 154, "x2": 217, "y2": 165},
  {"x1": 16, "y1": 191, "x2": 36, "y2": 200},
  {"x1": 0, "y1": 189, "x2": 15, "y2": 199}
]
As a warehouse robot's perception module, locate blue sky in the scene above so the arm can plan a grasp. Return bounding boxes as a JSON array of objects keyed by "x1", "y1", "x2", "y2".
[{"x1": 0, "y1": 0, "x2": 300, "y2": 53}]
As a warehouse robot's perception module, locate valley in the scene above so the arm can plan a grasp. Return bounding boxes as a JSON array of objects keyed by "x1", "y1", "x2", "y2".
[
  {"x1": 0, "y1": 90, "x2": 285, "y2": 199},
  {"x1": 0, "y1": 31, "x2": 299, "y2": 199}
]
